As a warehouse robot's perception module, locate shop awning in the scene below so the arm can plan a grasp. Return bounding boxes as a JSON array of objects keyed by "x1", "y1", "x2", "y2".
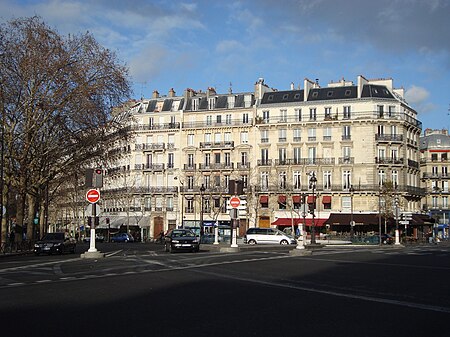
[
  {"x1": 324, "y1": 213, "x2": 380, "y2": 226},
  {"x1": 307, "y1": 195, "x2": 316, "y2": 203},
  {"x1": 278, "y1": 195, "x2": 286, "y2": 203},
  {"x1": 322, "y1": 196, "x2": 331, "y2": 204},
  {"x1": 272, "y1": 218, "x2": 327, "y2": 227},
  {"x1": 292, "y1": 195, "x2": 301, "y2": 203},
  {"x1": 260, "y1": 195, "x2": 268, "y2": 203}
]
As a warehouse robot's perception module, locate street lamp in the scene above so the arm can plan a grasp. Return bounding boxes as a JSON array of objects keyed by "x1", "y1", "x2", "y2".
[
  {"x1": 199, "y1": 184, "x2": 205, "y2": 237},
  {"x1": 394, "y1": 196, "x2": 400, "y2": 245},
  {"x1": 349, "y1": 186, "x2": 355, "y2": 239},
  {"x1": 295, "y1": 193, "x2": 307, "y2": 250},
  {"x1": 174, "y1": 177, "x2": 184, "y2": 228},
  {"x1": 309, "y1": 172, "x2": 317, "y2": 245}
]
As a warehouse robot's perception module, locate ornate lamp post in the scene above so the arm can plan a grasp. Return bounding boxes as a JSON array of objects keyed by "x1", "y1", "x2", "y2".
[
  {"x1": 349, "y1": 185, "x2": 355, "y2": 239},
  {"x1": 309, "y1": 173, "x2": 317, "y2": 245}
]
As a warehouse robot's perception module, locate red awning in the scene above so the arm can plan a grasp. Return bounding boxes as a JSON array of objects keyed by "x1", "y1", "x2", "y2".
[
  {"x1": 272, "y1": 218, "x2": 327, "y2": 227},
  {"x1": 278, "y1": 195, "x2": 286, "y2": 203},
  {"x1": 322, "y1": 196, "x2": 331, "y2": 204},
  {"x1": 307, "y1": 195, "x2": 317, "y2": 203},
  {"x1": 259, "y1": 195, "x2": 268, "y2": 203},
  {"x1": 292, "y1": 195, "x2": 301, "y2": 203}
]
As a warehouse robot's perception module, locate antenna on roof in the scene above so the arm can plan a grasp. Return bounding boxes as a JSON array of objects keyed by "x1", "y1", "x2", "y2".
[{"x1": 229, "y1": 82, "x2": 233, "y2": 94}]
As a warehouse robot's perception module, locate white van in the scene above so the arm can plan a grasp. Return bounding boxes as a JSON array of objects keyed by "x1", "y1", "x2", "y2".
[{"x1": 244, "y1": 227, "x2": 297, "y2": 245}]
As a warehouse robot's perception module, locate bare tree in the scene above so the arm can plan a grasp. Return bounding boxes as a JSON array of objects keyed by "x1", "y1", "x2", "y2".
[{"x1": 0, "y1": 16, "x2": 131, "y2": 241}]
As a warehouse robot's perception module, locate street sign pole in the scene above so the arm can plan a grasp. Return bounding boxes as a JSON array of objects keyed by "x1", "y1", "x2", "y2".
[{"x1": 230, "y1": 197, "x2": 240, "y2": 248}]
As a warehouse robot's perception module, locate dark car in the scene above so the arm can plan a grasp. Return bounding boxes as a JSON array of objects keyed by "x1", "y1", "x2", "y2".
[
  {"x1": 164, "y1": 229, "x2": 200, "y2": 253},
  {"x1": 34, "y1": 232, "x2": 76, "y2": 255},
  {"x1": 111, "y1": 233, "x2": 134, "y2": 243},
  {"x1": 364, "y1": 234, "x2": 394, "y2": 245}
]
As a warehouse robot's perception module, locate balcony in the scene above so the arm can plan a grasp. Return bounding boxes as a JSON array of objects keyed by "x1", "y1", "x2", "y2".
[
  {"x1": 131, "y1": 122, "x2": 180, "y2": 131},
  {"x1": 236, "y1": 162, "x2": 250, "y2": 170},
  {"x1": 408, "y1": 159, "x2": 419, "y2": 169},
  {"x1": 339, "y1": 157, "x2": 354, "y2": 164},
  {"x1": 422, "y1": 173, "x2": 450, "y2": 179},
  {"x1": 375, "y1": 134, "x2": 404, "y2": 142},
  {"x1": 135, "y1": 143, "x2": 165, "y2": 151},
  {"x1": 199, "y1": 141, "x2": 234, "y2": 149},
  {"x1": 375, "y1": 157, "x2": 404, "y2": 165},
  {"x1": 183, "y1": 164, "x2": 196, "y2": 171},
  {"x1": 199, "y1": 163, "x2": 234, "y2": 170},
  {"x1": 183, "y1": 119, "x2": 253, "y2": 128},
  {"x1": 341, "y1": 135, "x2": 352, "y2": 141},
  {"x1": 135, "y1": 163, "x2": 165, "y2": 171},
  {"x1": 257, "y1": 159, "x2": 272, "y2": 166}
]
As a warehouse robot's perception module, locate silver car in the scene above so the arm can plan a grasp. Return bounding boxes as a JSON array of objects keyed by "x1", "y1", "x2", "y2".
[{"x1": 244, "y1": 227, "x2": 296, "y2": 245}]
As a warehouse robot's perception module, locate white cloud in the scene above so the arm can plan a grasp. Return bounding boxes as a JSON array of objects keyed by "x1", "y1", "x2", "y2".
[{"x1": 405, "y1": 85, "x2": 430, "y2": 105}]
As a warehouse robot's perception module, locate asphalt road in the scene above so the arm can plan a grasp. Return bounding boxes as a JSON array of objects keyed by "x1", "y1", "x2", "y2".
[{"x1": 0, "y1": 242, "x2": 449, "y2": 337}]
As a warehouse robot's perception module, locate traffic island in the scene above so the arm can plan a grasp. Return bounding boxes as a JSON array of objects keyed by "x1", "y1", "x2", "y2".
[
  {"x1": 80, "y1": 251, "x2": 106, "y2": 259},
  {"x1": 219, "y1": 246, "x2": 240, "y2": 253},
  {"x1": 290, "y1": 248, "x2": 312, "y2": 256}
]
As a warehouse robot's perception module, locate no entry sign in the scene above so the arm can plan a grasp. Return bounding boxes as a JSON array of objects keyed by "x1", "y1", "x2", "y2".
[
  {"x1": 230, "y1": 196, "x2": 241, "y2": 208},
  {"x1": 86, "y1": 189, "x2": 100, "y2": 203}
]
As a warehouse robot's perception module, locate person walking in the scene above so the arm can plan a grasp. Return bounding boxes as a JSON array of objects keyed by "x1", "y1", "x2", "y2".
[{"x1": 9, "y1": 230, "x2": 15, "y2": 251}]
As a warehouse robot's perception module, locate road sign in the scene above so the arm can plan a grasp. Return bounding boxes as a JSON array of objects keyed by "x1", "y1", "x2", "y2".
[
  {"x1": 86, "y1": 189, "x2": 100, "y2": 203},
  {"x1": 230, "y1": 196, "x2": 241, "y2": 208},
  {"x1": 85, "y1": 204, "x2": 101, "y2": 216},
  {"x1": 229, "y1": 208, "x2": 239, "y2": 219},
  {"x1": 399, "y1": 220, "x2": 409, "y2": 225}
]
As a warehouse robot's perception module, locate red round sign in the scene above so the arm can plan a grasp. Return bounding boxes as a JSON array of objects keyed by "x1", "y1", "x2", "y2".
[
  {"x1": 86, "y1": 189, "x2": 100, "y2": 203},
  {"x1": 230, "y1": 196, "x2": 241, "y2": 208}
]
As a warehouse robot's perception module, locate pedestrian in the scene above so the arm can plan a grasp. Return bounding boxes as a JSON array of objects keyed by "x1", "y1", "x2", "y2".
[{"x1": 9, "y1": 230, "x2": 15, "y2": 250}]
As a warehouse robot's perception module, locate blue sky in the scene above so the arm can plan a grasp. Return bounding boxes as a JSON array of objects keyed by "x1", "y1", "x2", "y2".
[{"x1": 1, "y1": 0, "x2": 449, "y2": 131}]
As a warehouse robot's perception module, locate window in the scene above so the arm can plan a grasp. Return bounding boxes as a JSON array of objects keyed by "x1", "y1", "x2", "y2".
[
  {"x1": 378, "y1": 105, "x2": 384, "y2": 118},
  {"x1": 205, "y1": 153, "x2": 211, "y2": 166},
  {"x1": 279, "y1": 171, "x2": 287, "y2": 189},
  {"x1": 205, "y1": 133, "x2": 211, "y2": 142},
  {"x1": 379, "y1": 170, "x2": 386, "y2": 186},
  {"x1": 293, "y1": 171, "x2": 301, "y2": 189},
  {"x1": 263, "y1": 110, "x2": 270, "y2": 122},
  {"x1": 206, "y1": 115, "x2": 212, "y2": 125},
  {"x1": 442, "y1": 166, "x2": 448, "y2": 177},
  {"x1": 295, "y1": 109, "x2": 301, "y2": 121},
  {"x1": 279, "y1": 109, "x2": 287, "y2": 122},
  {"x1": 215, "y1": 153, "x2": 221, "y2": 164},
  {"x1": 214, "y1": 175, "x2": 221, "y2": 187},
  {"x1": 343, "y1": 170, "x2": 351, "y2": 190},
  {"x1": 293, "y1": 129, "x2": 301, "y2": 142},
  {"x1": 188, "y1": 154, "x2": 194, "y2": 167},
  {"x1": 343, "y1": 146, "x2": 351, "y2": 161},
  {"x1": 204, "y1": 175, "x2": 210, "y2": 189},
  {"x1": 225, "y1": 153, "x2": 231, "y2": 166},
  {"x1": 241, "y1": 152, "x2": 248, "y2": 165},
  {"x1": 279, "y1": 128, "x2": 287, "y2": 142},
  {"x1": 432, "y1": 196, "x2": 438, "y2": 208},
  {"x1": 243, "y1": 113, "x2": 249, "y2": 123},
  {"x1": 226, "y1": 114, "x2": 232, "y2": 124},
  {"x1": 388, "y1": 106, "x2": 395, "y2": 117},
  {"x1": 308, "y1": 128, "x2": 316, "y2": 141},
  {"x1": 293, "y1": 147, "x2": 301, "y2": 164},
  {"x1": 343, "y1": 126, "x2": 351, "y2": 140},
  {"x1": 323, "y1": 127, "x2": 332, "y2": 141},
  {"x1": 216, "y1": 115, "x2": 222, "y2": 123},
  {"x1": 323, "y1": 171, "x2": 332, "y2": 190},
  {"x1": 261, "y1": 149, "x2": 269, "y2": 164},
  {"x1": 227, "y1": 96, "x2": 235, "y2": 109},
  {"x1": 214, "y1": 132, "x2": 221, "y2": 142},
  {"x1": 240, "y1": 131, "x2": 248, "y2": 144},
  {"x1": 261, "y1": 172, "x2": 269, "y2": 190},
  {"x1": 209, "y1": 97, "x2": 216, "y2": 110},
  {"x1": 343, "y1": 106, "x2": 351, "y2": 119},
  {"x1": 309, "y1": 108, "x2": 317, "y2": 121},
  {"x1": 187, "y1": 134, "x2": 194, "y2": 146},
  {"x1": 443, "y1": 196, "x2": 448, "y2": 208},
  {"x1": 168, "y1": 153, "x2": 174, "y2": 169},
  {"x1": 192, "y1": 99, "x2": 199, "y2": 111},
  {"x1": 391, "y1": 149, "x2": 398, "y2": 160},
  {"x1": 187, "y1": 176, "x2": 194, "y2": 189},
  {"x1": 308, "y1": 147, "x2": 316, "y2": 164},
  {"x1": 324, "y1": 107, "x2": 332, "y2": 118},
  {"x1": 279, "y1": 148, "x2": 287, "y2": 164},
  {"x1": 392, "y1": 170, "x2": 398, "y2": 187},
  {"x1": 224, "y1": 132, "x2": 231, "y2": 141},
  {"x1": 378, "y1": 125, "x2": 384, "y2": 135},
  {"x1": 261, "y1": 129, "x2": 269, "y2": 143}
]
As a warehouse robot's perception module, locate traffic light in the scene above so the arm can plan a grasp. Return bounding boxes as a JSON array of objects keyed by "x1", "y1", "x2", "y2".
[
  {"x1": 93, "y1": 168, "x2": 103, "y2": 188},
  {"x1": 85, "y1": 168, "x2": 103, "y2": 188}
]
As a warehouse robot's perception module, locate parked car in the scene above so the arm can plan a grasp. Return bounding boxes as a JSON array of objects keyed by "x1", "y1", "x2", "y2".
[
  {"x1": 83, "y1": 234, "x2": 105, "y2": 243},
  {"x1": 34, "y1": 232, "x2": 76, "y2": 255},
  {"x1": 244, "y1": 227, "x2": 297, "y2": 245},
  {"x1": 164, "y1": 229, "x2": 200, "y2": 253},
  {"x1": 111, "y1": 233, "x2": 134, "y2": 243}
]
